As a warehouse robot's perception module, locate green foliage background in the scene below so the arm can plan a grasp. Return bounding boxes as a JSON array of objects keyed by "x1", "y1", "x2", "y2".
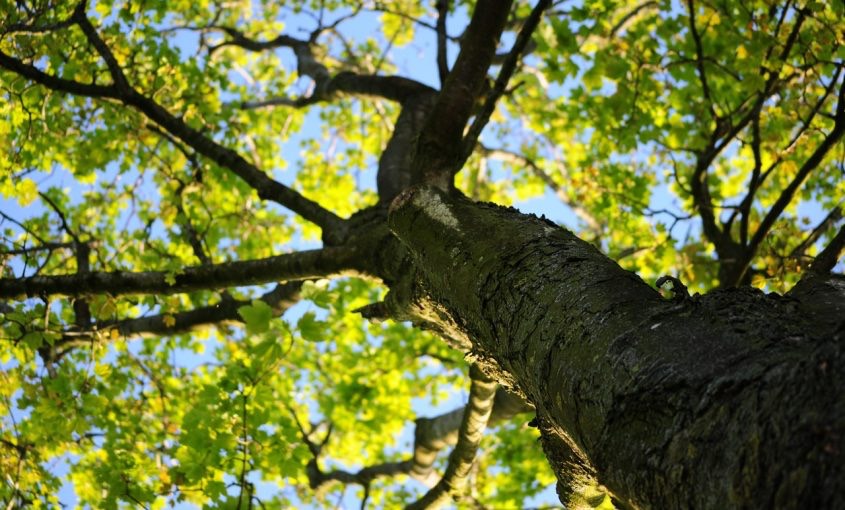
[{"x1": 1, "y1": 0, "x2": 843, "y2": 507}]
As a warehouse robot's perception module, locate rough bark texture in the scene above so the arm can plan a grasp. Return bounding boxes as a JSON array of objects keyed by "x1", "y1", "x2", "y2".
[{"x1": 386, "y1": 186, "x2": 845, "y2": 509}]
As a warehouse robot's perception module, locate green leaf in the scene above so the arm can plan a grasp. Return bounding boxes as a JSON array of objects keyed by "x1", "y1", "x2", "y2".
[
  {"x1": 297, "y1": 312, "x2": 326, "y2": 342},
  {"x1": 253, "y1": 333, "x2": 285, "y2": 363},
  {"x1": 22, "y1": 331, "x2": 44, "y2": 350},
  {"x1": 237, "y1": 300, "x2": 274, "y2": 335},
  {"x1": 301, "y1": 279, "x2": 332, "y2": 308}
]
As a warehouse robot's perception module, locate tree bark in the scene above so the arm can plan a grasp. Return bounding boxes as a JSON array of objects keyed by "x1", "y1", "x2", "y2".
[{"x1": 384, "y1": 186, "x2": 845, "y2": 509}]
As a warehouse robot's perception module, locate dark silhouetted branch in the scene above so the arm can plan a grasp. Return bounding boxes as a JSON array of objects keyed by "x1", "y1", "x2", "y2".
[
  {"x1": 436, "y1": 0, "x2": 450, "y2": 85},
  {"x1": 747, "y1": 75, "x2": 845, "y2": 259},
  {"x1": 686, "y1": 0, "x2": 717, "y2": 120},
  {"x1": 0, "y1": 16, "x2": 344, "y2": 232},
  {"x1": 0, "y1": 246, "x2": 360, "y2": 299},
  {"x1": 479, "y1": 145, "x2": 601, "y2": 233},
  {"x1": 414, "y1": 0, "x2": 514, "y2": 186},
  {"x1": 791, "y1": 206, "x2": 843, "y2": 262},
  {"x1": 52, "y1": 282, "x2": 302, "y2": 355},
  {"x1": 460, "y1": 0, "x2": 552, "y2": 169},
  {"x1": 808, "y1": 223, "x2": 845, "y2": 275}
]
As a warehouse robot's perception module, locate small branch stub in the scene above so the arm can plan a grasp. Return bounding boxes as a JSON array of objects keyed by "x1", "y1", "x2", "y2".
[{"x1": 656, "y1": 275, "x2": 690, "y2": 301}]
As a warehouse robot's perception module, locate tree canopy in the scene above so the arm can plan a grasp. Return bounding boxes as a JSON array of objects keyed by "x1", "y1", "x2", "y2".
[{"x1": 1, "y1": 0, "x2": 843, "y2": 508}]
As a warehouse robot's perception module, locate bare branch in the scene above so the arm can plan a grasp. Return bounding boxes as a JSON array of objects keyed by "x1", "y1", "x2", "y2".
[
  {"x1": 0, "y1": 242, "x2": 75, "y2": 256},
  {"x1": 52, "y1": 283, "x2": 302, "y2": 356},
  {"x1": 208, "y1": 24, "x2": 432, "y2": 108},
  {"x1": 240, "y1": 95, "x2": 320, "y2": 110},
  {"x1": 38, "y1": 191, "x2": 93, "y2": 327},
  {"x1": 735, "y1": 111, "x2": 763, "y2": 246},
  {"x1": 809, "y1": 223, "x2": 845, "y2": 275},
  {"x1": 363, "y1": 4, "x2": 458, "y2": 38},
  {"x1": 479, "y1": 145, "x2": 601, "y2": 233},
  {"x1": 0, "y1": 246, "x2": 361, "y2": 299},
  {"x1": 406, "y1": 365, "x2": 498, "y2": 510},
  {"x1": 210, "y1": 27, "x2": 304, "y2": 53},
  {"x1": 609, "y1": 0, "x2": 658, "y2": 38},
  {"x1": 460, "y1": 0, "x2": 552, "y2": 169},
  {"x1": 310, "y1": 459, "x2": 415, "y2": 491},
  {"x1": 211, "y1": 25, "x2": 331, "y2": 92},
  {"x1": 791, "y1": 206, "x2": 843, "y2": 261}
]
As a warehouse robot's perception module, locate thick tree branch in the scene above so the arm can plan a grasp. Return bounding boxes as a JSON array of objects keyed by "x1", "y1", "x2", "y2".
[
  {"x1": 211, "y1": 25, "x2": 331, "y2": 90},
  {"x1": 0, "y1": 246, "x2": 360, "y2": 299},
  {"x1": 409, "y1": 385, "x2": 532, "y2": 483},
  {"x1": 328, "y1": 73, "x2": 436, "y2": 103},
  {"x1": 211, "y1": 28, "x2": 305, "y2": 53},
  {"x1": 309, "y1": 459, "x2": 415, "y2": 492},
  {"x1": 241, "y1": 73, "x2": 435, "y2": 110},
  {"x1": 460, "y1": 0, "x2": 552, "y2": 169},
  {"x1": 406, "y1": 365, "x2": 498, "y2": 510},
  {"x1": 413, "y1": 0, "x2": 513, "y2": 186},
  {"x1": 71, "y1": 3, "x2": 131, "y2": 93},
  {"x1": 376, "y1": 89, "x2": 439, "y2": 203},
  {"x1": 2, "y1": 15, "x2": 75, "y2": 35},
  {"x1": 688, "y1": 115, "x2": 726, "y2": 253},
  {"x1": 210, "y1": 25, "x2": 433, "y2": 108}
]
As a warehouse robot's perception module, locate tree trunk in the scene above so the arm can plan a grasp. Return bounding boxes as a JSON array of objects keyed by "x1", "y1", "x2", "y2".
[{"x1": 384, "y1": 186, "x2": 845, "y2": 509}]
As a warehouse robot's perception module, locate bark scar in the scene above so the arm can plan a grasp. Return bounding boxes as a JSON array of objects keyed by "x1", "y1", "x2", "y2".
[{"x1": 389, "y1": 186, "x2": 419, "y2": 214}]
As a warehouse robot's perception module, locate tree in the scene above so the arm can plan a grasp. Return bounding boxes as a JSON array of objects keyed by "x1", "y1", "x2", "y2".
[{"x1": 1, "y1": 0, "x2": 844, "y2": 508}]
